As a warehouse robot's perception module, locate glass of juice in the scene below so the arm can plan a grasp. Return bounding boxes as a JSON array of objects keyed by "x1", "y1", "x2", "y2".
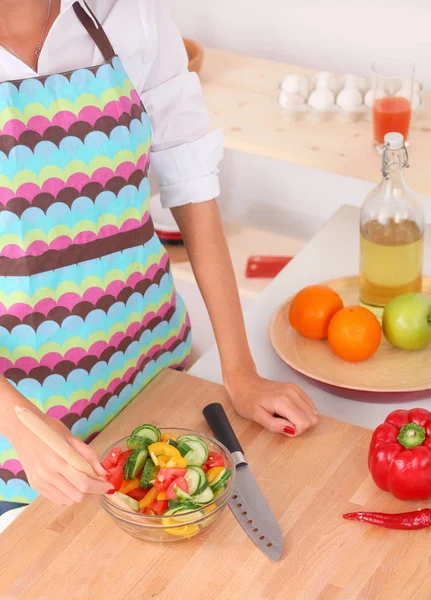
[{"x1": 372, "y1": 59, "x2": 415, "y2": 152}]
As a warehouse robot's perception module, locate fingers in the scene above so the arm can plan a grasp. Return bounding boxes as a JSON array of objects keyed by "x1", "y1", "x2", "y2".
[
  {"x1": 63, "y1": 464, "x2": 114, "y2": 496},
  {"x1": 256, "y1": 408, "x2": 296, "y2": 435},
  {"x1": 68, "y1": 436, "x2": 107, "y2": 477},
  {"x1": 288, "y1": 383, "x2": 318, "y2": 415},
  {"x1": 37, "y1": 481, "x2": 75, "y2": 506}
]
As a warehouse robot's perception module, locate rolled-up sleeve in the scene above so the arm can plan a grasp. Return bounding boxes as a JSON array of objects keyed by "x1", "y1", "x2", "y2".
[{"x1": 138, "y1": 0, "x2": 223, "y2": 209}]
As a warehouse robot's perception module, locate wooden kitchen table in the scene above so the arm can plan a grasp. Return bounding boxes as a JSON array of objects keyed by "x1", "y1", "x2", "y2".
[{"x1": 1, "y1": 370, "x2": 431, "y2": 600}]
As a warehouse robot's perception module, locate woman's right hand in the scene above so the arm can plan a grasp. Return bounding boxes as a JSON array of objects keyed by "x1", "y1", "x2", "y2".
[{"x1": 13, "y1": 410, "x2": 115, "y2": 505}]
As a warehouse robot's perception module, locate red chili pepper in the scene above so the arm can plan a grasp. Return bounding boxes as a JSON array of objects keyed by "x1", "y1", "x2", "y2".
[
  {"x1": 343, "y1": 509, "x2": 431, "y2": 530},
  {"x1": 368, "y1": 408, "x2": 431, "y2": 500}
]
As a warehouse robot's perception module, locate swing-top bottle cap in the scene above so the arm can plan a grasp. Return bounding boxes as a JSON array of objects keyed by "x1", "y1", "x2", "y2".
[{"x1": 384, "y1": 132, "x2": 404, "y2": 150}]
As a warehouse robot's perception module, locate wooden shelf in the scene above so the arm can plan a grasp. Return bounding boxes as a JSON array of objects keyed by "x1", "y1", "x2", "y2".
[
  {"x1": 166, "y1": 221, "x2": 305, "y2": 299},
  {"x1": 200, "y1": 48, "x2": 431, "y2": 196}
]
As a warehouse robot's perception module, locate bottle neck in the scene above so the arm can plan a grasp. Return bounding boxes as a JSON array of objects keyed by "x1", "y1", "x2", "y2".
[{"x1": 382, "y1": 146, "x2": 409, "y2": 183}]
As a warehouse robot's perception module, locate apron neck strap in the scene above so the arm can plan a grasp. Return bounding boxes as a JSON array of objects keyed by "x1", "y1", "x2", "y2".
[{"x1": 73, "y1": 1, "x2": 116, "y2": 62}]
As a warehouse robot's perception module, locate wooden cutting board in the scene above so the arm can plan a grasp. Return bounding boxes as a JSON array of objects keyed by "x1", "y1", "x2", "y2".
[{"x1": 1, "y1": 370, "x2": 431, "y2": 600}]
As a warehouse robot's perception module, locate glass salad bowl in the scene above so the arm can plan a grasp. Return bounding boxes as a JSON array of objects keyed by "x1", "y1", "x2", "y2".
[{"x1": 99, "y1": 428, "x2": 235, "y2": 543}]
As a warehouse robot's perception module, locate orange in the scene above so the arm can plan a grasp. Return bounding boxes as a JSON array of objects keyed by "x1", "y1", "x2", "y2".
[
  {"x1": 328, "y1": 305, "x2": 382, "y2": 362},
  {"x1": 289, "y1": 285, "x2": 344, "y2": 339}
]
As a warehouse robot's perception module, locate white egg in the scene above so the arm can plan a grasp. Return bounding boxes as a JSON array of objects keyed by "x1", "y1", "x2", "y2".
[
  {"x1": 281, "y1": 74, "x2": 310, "y2": 99},
  {"x1": 336, "y1": 88, "x2": 363, "y2": 111},
  {"x1": 314, "y1": 71, "x2": 339, "y2": 92},
  {"x1": 364, "y1": 88, "x2": 387, "y2": 108},
  {"x1": 281, "y1": 74, "x2": 301, "y2": 94},
  {"x1": 343, "y1": 74, "x2": 367, "y2": 92},
  {"x1": 308, "y1": 88, "x2": 335, "y2": 111},
  {"x1": 278, "y1": 90, "x2": 305, "y2": 110}
]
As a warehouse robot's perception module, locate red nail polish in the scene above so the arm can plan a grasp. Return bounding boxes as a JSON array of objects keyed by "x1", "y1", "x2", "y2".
[
  {"x1": 284, "y1": 426, "x2": 295, "y2": 435},
  {"x1": 107, "y1": 488, "x2": 116, "y2": 495}
]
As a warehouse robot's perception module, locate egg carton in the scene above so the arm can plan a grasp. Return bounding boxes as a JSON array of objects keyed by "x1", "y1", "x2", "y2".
[{"x1": 278, "y1": 71, "x2": 424, "y2": 121}]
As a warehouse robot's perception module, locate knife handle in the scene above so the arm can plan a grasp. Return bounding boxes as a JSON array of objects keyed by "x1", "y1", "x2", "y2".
[{"x1": 203, "y1": 403, "x2": 245, "y2": 457}]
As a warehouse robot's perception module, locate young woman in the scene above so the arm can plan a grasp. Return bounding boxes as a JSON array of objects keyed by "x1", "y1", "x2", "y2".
[{"x1": 0, "y1": 0, "x2": 318, "y2": 516}]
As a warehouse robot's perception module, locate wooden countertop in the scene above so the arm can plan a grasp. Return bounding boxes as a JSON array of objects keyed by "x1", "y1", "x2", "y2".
[
  {"x1": 2, "y1": 370, "x2": 431, "y2": 599},
  {"x1": 200, "y1": 48, "x2": 431, "y2": 196}
]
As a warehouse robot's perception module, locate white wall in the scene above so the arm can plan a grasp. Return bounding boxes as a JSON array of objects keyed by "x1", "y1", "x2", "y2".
[{"x1": 167, "y1": 0, "x2": 431, "y2": 90}]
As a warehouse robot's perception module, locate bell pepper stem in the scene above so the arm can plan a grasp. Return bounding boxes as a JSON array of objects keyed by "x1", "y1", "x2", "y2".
[{"x1": 397, "y1": 423, "x2": 426, "y2": 449}]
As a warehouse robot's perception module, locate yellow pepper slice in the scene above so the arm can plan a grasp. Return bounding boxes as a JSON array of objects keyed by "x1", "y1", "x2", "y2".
[
  {"x1": 207, "y1": 466, "x2": 225, "y2": 484},
  {"x1": 161, "y1": 433, "x2": 176, "y2": 442},
  {"x1": 162, "y1": 518, "x2": 200, "y2": 538},
  {"x1": 166, "y1": 456, "x2": 188, "y2": 468},
  {"x1": 149, "y1": 442, "x2": 182, "y2": 466},
  {"x1": 157, "y1": 490, "x2": 167, "y2": 501},
  {"x1": 138, "y1": 486, "x2": 159, "y2": 509},
  {"x1": 118, "y1": 477, "x2": 140, "y2": 494},
  {"x1": 203, "y1": 504, "x2": 216, "y2": 515}
]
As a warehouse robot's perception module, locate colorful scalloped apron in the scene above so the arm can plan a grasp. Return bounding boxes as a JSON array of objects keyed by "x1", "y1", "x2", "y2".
[{"x1": 0, "y1": 2, "x2": 191, "y2": 504}]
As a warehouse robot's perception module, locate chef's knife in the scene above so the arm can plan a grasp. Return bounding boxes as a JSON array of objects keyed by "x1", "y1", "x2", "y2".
[{"x1": 203, "y1": 403, "x2": 284, "y2": 561}]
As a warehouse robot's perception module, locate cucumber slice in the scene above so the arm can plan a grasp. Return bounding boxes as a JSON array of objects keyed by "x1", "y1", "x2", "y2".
[
  {"x1": 111, "y1": 492, "x2": 139, "y2": 512},
  {"x1": 175, "y1": 486, "x2": 193, "y2": 503},
  {"x1": 129, "y1": 424, "x2": 161, "y2": 443},
  {"x1": 184, "y1": 467, "x2": 207, "y2": 495},
  {"x1": 177, "y1": 442, "x2": 193, "y2": 457},
  {"x1": 164, "y1": 504, "x2": 205, "y2": 522},
  {"x1": 123, "y1": 448, "x2": 148, "y2": 480},
  {"x1": 140, "y1": 458, "x2": 156, "y2": 488},
  {"x1": 167, "y1": 439, "x2": 178, "y2": 448},
  {"x1": 168, "y1": 499, "x2": 180, "y2": 509},
  {"x1": 209, "y1": 468, "x2": 232, "y2": 492},
  {"x1": 126, "y1": 435, "x2": 154, "y2": 450},
  {"x1": 177, "y1": 438, "x2": 208, "y2": 467},
  {"x1": 192, "y1": 485, "x2": 214, "y2": 504}
]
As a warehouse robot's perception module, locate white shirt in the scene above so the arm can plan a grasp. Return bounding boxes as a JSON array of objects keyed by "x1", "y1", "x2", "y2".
[{"x1": 0, "y1": 0, "x2": 223, "y2": 208}]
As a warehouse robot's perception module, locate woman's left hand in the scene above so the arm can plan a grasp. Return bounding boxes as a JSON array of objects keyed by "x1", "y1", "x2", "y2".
[{"x1": 226, "y1": 373, "x2": 319, "y2": 437}]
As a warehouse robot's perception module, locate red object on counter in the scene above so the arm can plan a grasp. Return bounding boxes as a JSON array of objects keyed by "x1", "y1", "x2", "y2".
[
  {"x1": 343, "y1": 509, "x2": 431, "y2": 530},
  {"x1": 373, "y1": 96, "x2": 411, "y2": 144},
  {"x1": 246, "y1": 256, "x2": 293, "y2": 278},
  {"x1": 368, "y1": 408, "x2": 431, "y2": 500}
]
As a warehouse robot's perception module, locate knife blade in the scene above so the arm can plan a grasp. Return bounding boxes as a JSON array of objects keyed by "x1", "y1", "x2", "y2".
[{"x1": 203, "y1": 403, "x2": 284, "y2": 561}]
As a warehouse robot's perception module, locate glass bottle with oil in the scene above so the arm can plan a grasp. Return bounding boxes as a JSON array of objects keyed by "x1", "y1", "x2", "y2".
[{"x1": 360, "y1": 132, "x2": 424, "y2": 308}]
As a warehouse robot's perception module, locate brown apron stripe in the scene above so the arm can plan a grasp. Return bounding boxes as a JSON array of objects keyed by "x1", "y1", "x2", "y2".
[
  {"x1": 60, "y1": 326, "x2": 191, "y2": 432},
  {"x1": 4, "y1": 306, "x2": 177, "y2": 385},
  {"x1": 0, "y1": 105, "x2": 145, "y2": 156},
  {"x1": 0, "y1": 468, "x2": 28, "y2": 484},
  {"x1": 0, "y1": 264, "x2": 170, "y2": 332},
  {"x1": 0, "y1": 218, "x2": 155, "y2": 276},
  {"x1": 0, "y1": 169, "x2": 148, "y2": 217}
]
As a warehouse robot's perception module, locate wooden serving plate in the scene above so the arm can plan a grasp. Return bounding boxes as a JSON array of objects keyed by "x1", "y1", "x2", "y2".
[{"x1": 269, "y1": 276, "x2": 431, "y2": 395}]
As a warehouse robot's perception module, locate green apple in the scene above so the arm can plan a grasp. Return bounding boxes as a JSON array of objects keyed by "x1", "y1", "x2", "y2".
[{"x1": 383, "y1": 293, "x2": 431, "y2": 350}]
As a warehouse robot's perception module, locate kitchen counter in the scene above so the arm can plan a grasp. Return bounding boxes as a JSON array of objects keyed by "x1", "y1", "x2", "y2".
[
  {"x1": 201, "y1": 48, "x2": 431, "y2": 196},
  {"x1": 2, "y1": 369, "x2": 431, "y2": 600},
  {"x1": 191, "y1": 204, "x2": 431, "y2": 430}
]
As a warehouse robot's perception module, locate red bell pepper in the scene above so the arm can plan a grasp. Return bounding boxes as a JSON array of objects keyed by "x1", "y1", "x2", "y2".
[{"x1": 369, "y1": 408, "x2": 431, "y2": 500}]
